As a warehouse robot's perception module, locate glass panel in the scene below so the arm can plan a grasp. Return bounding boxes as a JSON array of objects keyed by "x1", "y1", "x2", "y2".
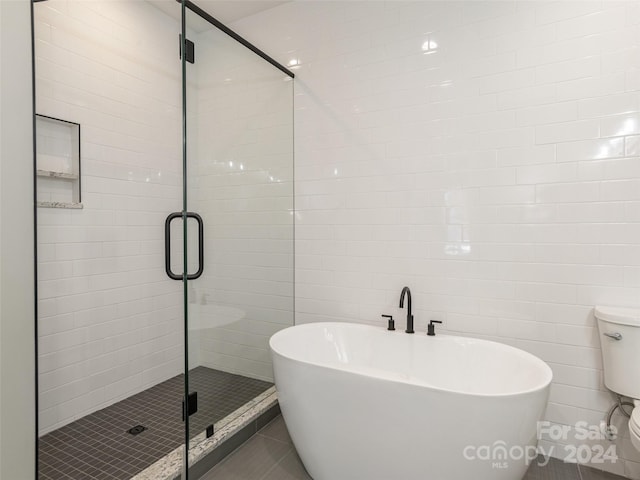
[
  {"x1": 183, "y1": 4, "x2": 294, "y2": 462},
  {"x1": 34, "y1": 0, "x2": 188, "y2": 477}
]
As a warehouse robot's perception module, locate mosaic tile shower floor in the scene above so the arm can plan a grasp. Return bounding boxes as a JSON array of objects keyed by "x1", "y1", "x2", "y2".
[{"x1": 38, "y1": 367, "x2": 272, "y2": 480}]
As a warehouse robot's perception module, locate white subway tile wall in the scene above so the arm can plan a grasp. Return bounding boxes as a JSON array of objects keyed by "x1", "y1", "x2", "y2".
[
  {"x1": 35, "y1": 0, "x2": 185, "y2": 434},
  {"x1": 231, "y1": 1, "x2": 640, "y2": 477}
]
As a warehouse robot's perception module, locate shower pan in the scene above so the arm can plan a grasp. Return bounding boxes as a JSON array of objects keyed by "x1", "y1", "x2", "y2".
[{"x1": 33, "y1": 0, "x2": 294, "y2": 478}]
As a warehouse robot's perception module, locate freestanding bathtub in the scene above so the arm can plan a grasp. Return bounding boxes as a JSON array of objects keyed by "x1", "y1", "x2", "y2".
[{"x1": 270, "y1": 322, "x2": 552, "y2": 480}]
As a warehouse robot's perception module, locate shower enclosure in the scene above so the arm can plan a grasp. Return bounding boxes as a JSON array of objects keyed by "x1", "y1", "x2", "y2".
[{"x1": 33, "y1": 0, "x2": 294, "y2": 478}]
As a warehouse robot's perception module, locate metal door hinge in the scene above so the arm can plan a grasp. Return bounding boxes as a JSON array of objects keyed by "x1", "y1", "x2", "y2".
[
  {"x1": 179, "y1": 34, "x2": 195, "y2": 64},
  {"x1": 182, "y1": 391, "x2": 198, "y2": 420}
]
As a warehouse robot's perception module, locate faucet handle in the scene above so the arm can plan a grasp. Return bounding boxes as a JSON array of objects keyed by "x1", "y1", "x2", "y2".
[
  {"x1": 427, "y1": 320, "x2": 442, "y2": 336},
  {"x1": 382, "y1": 315, "x2": 395, "y2": 331}
]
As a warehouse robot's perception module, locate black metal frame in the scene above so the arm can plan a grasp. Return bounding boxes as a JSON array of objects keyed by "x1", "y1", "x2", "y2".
[
  {"x1": 181, "y1": 0, "x2": 295, "y2": 79},
  {"x1": 30, "y1": 1, "x2": 39, "y2": 478},
  {"x1": 165, "y1": 211, "x2": 204, "y2": 280}
]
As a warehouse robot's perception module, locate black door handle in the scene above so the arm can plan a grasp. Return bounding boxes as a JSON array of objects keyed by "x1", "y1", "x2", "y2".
[{"x1": 164, "y1": 211, "x2": 204, "y2": 280}]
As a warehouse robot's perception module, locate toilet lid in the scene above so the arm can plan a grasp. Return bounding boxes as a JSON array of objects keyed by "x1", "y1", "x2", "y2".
[{"x1": 594, "y1": 306, "x2": 640, "y2": 326}]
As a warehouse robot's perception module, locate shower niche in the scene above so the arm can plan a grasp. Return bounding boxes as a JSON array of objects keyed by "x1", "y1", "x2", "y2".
[{"x1": 35, "y1": 114, "x2": 81, "y2": 209}]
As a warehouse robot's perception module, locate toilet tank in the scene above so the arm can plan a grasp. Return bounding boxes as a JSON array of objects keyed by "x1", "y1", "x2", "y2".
[{"x1": 595, "y1": 306, "x2": 640, "y2": 399}]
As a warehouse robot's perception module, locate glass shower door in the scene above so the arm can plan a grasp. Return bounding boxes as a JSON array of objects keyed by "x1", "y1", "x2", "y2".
[
  {"x1": 34, "y1": 0, "x2": 292, "y2": 476},
  {"x1": 34, "y1": 0, "x2": 190, "y2": 478},
  {"x1": 181, "y1": 0, "x2": 295, "y2": 466}
]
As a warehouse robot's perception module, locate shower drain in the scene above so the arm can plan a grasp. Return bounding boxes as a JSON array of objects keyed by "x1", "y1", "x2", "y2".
[{"x1": 128, "y1": 425, "x2": 146, "y2": 435}]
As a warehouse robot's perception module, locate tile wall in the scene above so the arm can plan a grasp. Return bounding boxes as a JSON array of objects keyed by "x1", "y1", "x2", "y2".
[
  {"x1": 35, "y1": 0, "x2": 184, "y2": 434},
  {"x1": 232, "y1": 1, "x2": 640, "y2": 477}
]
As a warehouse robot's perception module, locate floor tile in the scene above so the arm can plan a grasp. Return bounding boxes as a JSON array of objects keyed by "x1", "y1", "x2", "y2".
[
  {"x1": 258, "y1": 416, "x2": 292, "y2": 445},
  {"x1": 199, "y1": 435, "x2": 292, "y2": 480},
  {"x1": 262, "y1": 450, "x2": 312, "y2": 480},
  {"x1": 579, "y1": 464, "x2": 628, "y2": 480},
  {"x1": 524, "y1": 457, "x2": 580, "y2": 479}
]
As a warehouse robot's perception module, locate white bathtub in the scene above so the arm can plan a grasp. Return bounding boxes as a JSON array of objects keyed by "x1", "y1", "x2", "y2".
[{"x1": 270, "y1": 322, "x2": 552, "y2": 480}]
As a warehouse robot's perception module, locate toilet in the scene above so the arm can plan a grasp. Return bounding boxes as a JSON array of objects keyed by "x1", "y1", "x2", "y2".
[{"x1": 595, "y1": 306, "x2": 640, "y2": 451}]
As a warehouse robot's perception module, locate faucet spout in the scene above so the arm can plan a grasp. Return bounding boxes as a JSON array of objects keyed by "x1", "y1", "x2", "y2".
[{"x1": 399, "y1": 286, "x2": 414, "y2": 334}]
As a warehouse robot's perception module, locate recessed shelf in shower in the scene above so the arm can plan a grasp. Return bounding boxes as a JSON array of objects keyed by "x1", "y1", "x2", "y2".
[{"x1": 35, "y1": 114, "x2": 81, "y2": 209}]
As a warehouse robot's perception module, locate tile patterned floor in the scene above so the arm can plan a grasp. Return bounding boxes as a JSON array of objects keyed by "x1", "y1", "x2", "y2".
[
  {"x1": 201, "y1": 415, "x2": 628, "y2": 480},
  {"x1": 38, "y1": 367, "x2": 272, "y2": 480}
]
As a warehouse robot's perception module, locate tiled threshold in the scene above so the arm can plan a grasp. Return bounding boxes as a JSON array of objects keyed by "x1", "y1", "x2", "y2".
[
  {"x1": 135, "y1": 387, "x2": 279, "y2": 480},
  {"x1": 200, "y1": 415, "x2": 629, "y2": 480}
]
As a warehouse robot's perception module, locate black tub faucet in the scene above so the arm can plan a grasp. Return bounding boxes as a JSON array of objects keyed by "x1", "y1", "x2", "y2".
[{"x1": 399, "y1": 286, "x2": 414, "y2": 334}]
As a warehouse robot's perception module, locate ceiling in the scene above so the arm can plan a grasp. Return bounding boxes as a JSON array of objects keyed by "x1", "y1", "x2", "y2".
[{"x1": 149, "y1": 0, "x2": 289, "y2": 30}]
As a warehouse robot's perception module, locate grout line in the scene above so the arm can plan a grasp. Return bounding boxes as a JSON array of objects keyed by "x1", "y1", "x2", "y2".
[
  {"x1": 256, "y1": 420, "x2": 294, "y2": 447},
  {"x1": 256, "y1": 431, "x2": 292, "y2": 446},
  {"x1": 577, "y1": 464, "x2": 585, "y2": 480},
  {"x1": 258, "y1": 445, "x2": 295, "y2": 480}
]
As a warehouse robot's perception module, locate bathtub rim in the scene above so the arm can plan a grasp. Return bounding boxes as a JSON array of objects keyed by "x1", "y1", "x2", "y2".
[{"x1": 270, "y1": 321, "x2": 553, "y2": 399}]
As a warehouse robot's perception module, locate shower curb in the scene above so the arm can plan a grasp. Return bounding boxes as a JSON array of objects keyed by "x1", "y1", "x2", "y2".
[{"x1": 131, "y1": 387, "x2": 278, "y2": 480}]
